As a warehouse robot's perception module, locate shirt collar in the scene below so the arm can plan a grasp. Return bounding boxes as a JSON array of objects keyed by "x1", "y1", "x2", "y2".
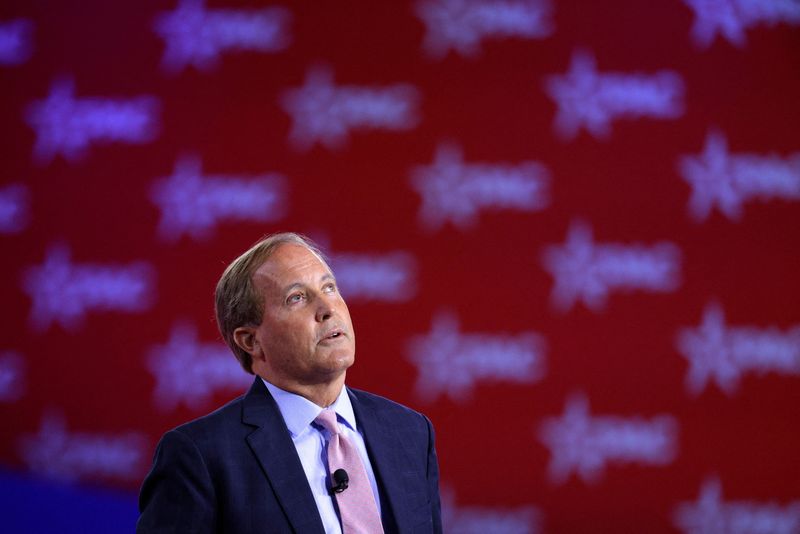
[{"x1": 261, "y1": 378, "x2": 357, "y2": 437}]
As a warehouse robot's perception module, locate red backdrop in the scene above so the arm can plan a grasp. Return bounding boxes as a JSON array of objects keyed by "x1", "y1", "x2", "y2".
[{"x1": 2, "y1": 0, "x2": 799, "y2": 532}]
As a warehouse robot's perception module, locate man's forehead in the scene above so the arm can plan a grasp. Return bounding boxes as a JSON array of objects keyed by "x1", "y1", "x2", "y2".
[{"x1": 253, "y1": 243, "x2": 333, "y2": 286}]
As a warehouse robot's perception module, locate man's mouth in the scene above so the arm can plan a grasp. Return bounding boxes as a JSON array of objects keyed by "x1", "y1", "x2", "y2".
[{"x1": 320, "y1": 328, "x2": 344, "y2": 342}]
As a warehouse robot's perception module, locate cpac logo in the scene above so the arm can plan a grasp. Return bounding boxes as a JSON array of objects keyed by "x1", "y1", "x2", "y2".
[
  {"x1": 0, "y1": 18, "x2": 33, "y2": 65},
  {"x1": 331, "y1": 251, "x2": 417, "y2": 302},
  {"x1": 410, "y1": 143, "x2": 550, "y2": 231},
  {"x1": 545, "y1": 50, "x2": 684, "y2": 141},
  {"x1": 684, "y1": 0, "x2": 800, "y2": 48},
  {"x1": 538, "y1": 393, "x2": 678, "y2": 484},
  {"x1": 0, "y1": 183, "x2": 29, "y2": 234},
  {"x1": 147, "y1": 322, "x2": 251, "y2": 411},
  {"x1": 0, "y1": 351, "x2": 25, "y2": 403},
  {"x1": 676, "y1": 302, "x2": 800, "y2": 396},
  {"x1": 674, "y1": 477, "x2": 800, "y2": 534},
  {"x1": 25, "y1": 78, "x2": 160, "y2": 164},
  {"x1": 441, "y1": 488, "x2": 542, "y2": 534},
  {"x1": 150, "y1": 155, "x2": 287, "y2": 242},
  {"x1": 415, "y1": 0, "x2": 552, "y2": 59},
  {"x1": 542, "y1": 221, "x2": 681, "y2": 312},
  {"x1": 678, "y1": 130, "x2": 800, "y2": 222},
  {"x1": 281, "y1": 66, "x2": 420, "y2": 151},
  {"x1": 154, "y1": 0, "x2": 290, "y2": 74},
  {"x1": 18, "y1": 412, "x2": 147, "y2": 481},
  {"x1": 22, "y1": 244, "x2": 155, "y2": 332},
  {"x1": 407, "y1": 311, "x2": 546, "y2": 402}
]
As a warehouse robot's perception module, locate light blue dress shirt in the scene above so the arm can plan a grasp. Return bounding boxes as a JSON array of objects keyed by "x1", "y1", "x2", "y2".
[{"x1": 262, "y1": 379, "x2": 382, "y2": 534}]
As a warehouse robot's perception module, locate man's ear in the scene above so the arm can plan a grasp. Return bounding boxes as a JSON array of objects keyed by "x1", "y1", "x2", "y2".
[{"x1": 233, "y1": 326, "x2": 261, "y2": 359}]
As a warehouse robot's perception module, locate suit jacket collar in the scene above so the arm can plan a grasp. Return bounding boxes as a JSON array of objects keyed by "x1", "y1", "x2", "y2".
[
  {"x1": 241, "y1": 377, "x2": 326, "y2": 533},
  {"x1": 348, "y1": 388, "x2": 419, "y2": 533},
  {"x1": 240, "y1": 379, "x2": 418, "y2": 533}
]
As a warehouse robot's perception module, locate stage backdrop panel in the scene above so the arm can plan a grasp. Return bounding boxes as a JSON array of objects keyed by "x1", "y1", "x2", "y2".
[{"x1": 1, "y1": 1, "x2": 799, "y2": 532}]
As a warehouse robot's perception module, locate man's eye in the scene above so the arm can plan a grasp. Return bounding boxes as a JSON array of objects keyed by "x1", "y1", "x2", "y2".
[
  {"x1": 323, "y1": 283, "x2": 336, "y2": 293},
  {"x1": 287, "y1": 293, "x2": 304, "y2": 304}
]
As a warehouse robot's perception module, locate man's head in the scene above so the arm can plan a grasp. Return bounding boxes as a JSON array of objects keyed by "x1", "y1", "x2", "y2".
[{"x1": 215, "y1": 233, "x2": 355, "y2": 388}]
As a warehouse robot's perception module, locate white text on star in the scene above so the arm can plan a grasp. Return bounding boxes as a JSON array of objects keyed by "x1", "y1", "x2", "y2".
[
  {"x1": 416, "y1": 0, "x2": 552, "y2": 59},
  {"x1": 154, "y1": 0, "x2": 290, "y2": 73},
  {"x1": 150, "y1": 155, "x2": 287, "y2": 242},
  {"x1": 407, "y1": 311, "x2": 546, "y2": 402},
  {"x1": 25, "y1": 79, "x2": 159, "y2": 164},
  {"x1": 410, "y1": 142, "x2": 550, "y2": 231},
  {"x1": 676, "y1": 302, "x2": 800, "y2": 396},
  {"x1": 281, "y1": 66, "x2": 420, "y2": 151},
  {"x1": 545, "y1": 50, "x2": 683, "y2": 140},
  {"x1": 542, "y1": 220, "x2": 681, "y2": 312},
  {"x1": 538, "y1": 393, "x2": 678, "y2": 484},
  {"x1": 678, "y1": 130, "x2": 800, "y2": 222}
]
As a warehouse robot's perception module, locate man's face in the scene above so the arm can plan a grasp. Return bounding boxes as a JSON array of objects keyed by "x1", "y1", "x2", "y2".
[{"x1": 248, "y1": 243, "x2": 355, "y2": 387}]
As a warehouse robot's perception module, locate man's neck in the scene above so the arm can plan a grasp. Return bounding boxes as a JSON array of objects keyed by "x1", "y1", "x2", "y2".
[
  {"x1": 292, "y1": 382, "x2": 344, "y2": 408},
  {"x1": 259, "y1": 372, "x2": 346, "y2": 407}
]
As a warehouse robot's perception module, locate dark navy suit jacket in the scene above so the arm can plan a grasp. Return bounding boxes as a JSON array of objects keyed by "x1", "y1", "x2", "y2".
[{"x1": 137, "y1": 377, "x2": 442, "y2": 533}]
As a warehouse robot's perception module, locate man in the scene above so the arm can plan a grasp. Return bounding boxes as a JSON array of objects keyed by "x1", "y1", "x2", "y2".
[{"x1": 137, "y1": 232, "x2": 442, "y2": 533}]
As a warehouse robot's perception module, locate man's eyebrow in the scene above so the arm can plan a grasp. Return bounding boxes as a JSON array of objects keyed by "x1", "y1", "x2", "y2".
[
  {"x1": 281, "y1": 274, "x2": 336, "y2": 295},
  {"x1": 282, "y1": 282, "x2": 304, "y2": 295}
]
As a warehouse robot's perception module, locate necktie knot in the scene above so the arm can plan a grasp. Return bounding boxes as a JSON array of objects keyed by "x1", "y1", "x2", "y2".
[{"x1": 314, "y1": 408, "x2": 340, "y2": 435}]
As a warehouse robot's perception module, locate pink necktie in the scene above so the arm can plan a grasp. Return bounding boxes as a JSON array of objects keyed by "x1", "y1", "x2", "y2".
[{"x1": 315, "y1": 409, "x2": 384, "y2": 534}]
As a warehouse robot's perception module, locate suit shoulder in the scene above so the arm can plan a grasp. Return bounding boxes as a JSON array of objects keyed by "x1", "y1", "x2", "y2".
[
  {"x1": 348, "y1": 387, "x2": 432, "y2": 425},
  {"x1": 168, "y1": 392, "x2": 247, "y2": 441}
]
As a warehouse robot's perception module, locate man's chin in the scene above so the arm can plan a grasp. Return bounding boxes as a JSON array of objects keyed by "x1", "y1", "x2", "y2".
[
  {"x1": 307, "y1": 344, "x2": 354, "y2": 377},
  {"x1": 332, "y1": 351, "x2": 355, "y2": 370}
]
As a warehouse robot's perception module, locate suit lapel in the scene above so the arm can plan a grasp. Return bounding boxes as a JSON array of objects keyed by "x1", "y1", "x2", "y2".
[
  {"x1": 242, "y1": 378, "x2": 326, "y2": 534},
  {"x1": 349, "y1": 388, "x2": 417, "y2": 532}
]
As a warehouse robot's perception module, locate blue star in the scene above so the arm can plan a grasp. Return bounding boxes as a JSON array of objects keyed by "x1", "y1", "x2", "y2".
[{"x1": 679, "y1": 131, "x2": 742, "y2": 222}]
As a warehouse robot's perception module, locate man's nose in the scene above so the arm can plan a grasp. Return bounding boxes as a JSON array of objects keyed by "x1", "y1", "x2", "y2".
[{"x1": 315, "y1": 300, "x2": 334, "y2": 322}]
